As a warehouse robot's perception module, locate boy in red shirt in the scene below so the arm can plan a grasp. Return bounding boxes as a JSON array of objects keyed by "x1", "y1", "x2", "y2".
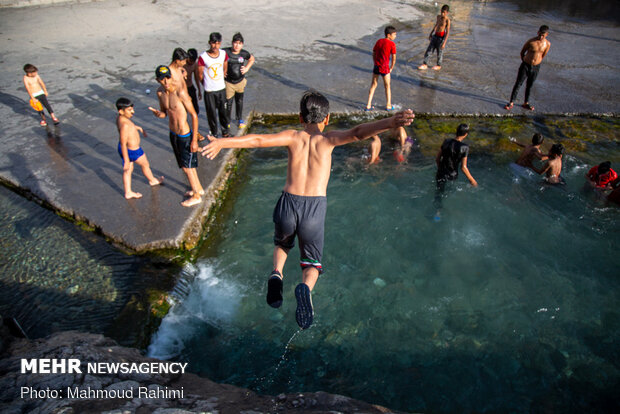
[
  {"x1": 366, "y1": 26, "x2": 397, "y2": 111},
  {"x1": 586, "y1": 161, "x2": 617, "y2": 189}
]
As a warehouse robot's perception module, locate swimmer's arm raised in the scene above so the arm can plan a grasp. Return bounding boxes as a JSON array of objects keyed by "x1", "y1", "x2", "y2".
[
  {"x1": 327, "y1": 110, "x2": 415, "y2": 146},
  {"x1": 200, "y1": 131, "x2": 296, "y2": 160}
]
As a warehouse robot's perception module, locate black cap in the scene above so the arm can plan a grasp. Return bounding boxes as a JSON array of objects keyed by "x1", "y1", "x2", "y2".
[{"x1": 155, "y1": 65, "x2": 172, "y2": 80}]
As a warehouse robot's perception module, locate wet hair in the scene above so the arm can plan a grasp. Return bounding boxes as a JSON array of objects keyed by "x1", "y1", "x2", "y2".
[
  {"x1": 384, "y1": 26, "x2": 396, "y2": 37},
  {"x1": 171, "y1": 47, "x2": 189, "y2": 62},
  {"x1": 187, "y1": 48, "x2": 198, "y2": 61},
  {"x1": 232, "y1": 32, "x2": 244, "y2": 43},
  {"x1": 441, "y1": 5, "x2": 450, "y2": 12},
  {"x1": 115, "y1": 97, "x2": 134, "y2": 110},
  {"x1": 539, "y1": 25, "x2": 549, "y2": 34},
  {"x1": 550, "y1": 143, "x2": 564, "y2": 156},
  {"x1": 209, "y1": 32, "x2": 222, "y2": 43},
  {"x1": 23, "y1": 63, "x2": 37, "y2": 73},
  {"x1": 598, "y1": 161, "x2": 611, "y2": 174},
  {"x1": 299, "y1": 89, "x2": 330, "y2": 124},
  {"x1": 532, "y1": 133, "x2": 544, "y2": 145},
  {"x1": 456, "y1": 123, "x2": 469, "y2": 137}
]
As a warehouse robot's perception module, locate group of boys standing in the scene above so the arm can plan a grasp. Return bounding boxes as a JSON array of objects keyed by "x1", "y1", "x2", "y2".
[{"x1": 116, "y1": 32, "x2": 254, "y2": 205}]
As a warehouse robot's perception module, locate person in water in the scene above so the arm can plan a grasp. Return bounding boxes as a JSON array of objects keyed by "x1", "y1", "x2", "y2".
[
  {"x1": 585, "y1": 161, "x2": 617, "y2": 190},
  {"x1": 418, "y1": 4, "x2": 451, "y2": 71},
  {"x1": 505, "y1": 25, "x2": 551, "y2": 111},
  {"x1": 368, "y1": 126, "x2": 412, "y2": 164},
  {"x1": 537, "y1": 143, "x2": 564, "y2": 184},
  {"x1": 201, "y1": 89, "x2": 415, "y2": 329},
  {"x1": 511, "y1": 132, "x2": 548, "y2": 172},
  {"x1": 434, "y1": 123, "x2": 477, "y2": 214}
]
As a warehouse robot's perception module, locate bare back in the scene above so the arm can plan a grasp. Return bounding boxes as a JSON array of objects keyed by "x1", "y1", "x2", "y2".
[
  {"x1": 516, "y1": 145, "x2": 543, "y2": 168},
  {"x1": 543, "y1": 157, "x2": 562, "y2": 183},
  {"x1": 157, "y1": 87, "x2": 191, "y2": 135},
  {"x1": 522, "y1": 36, "x2": 550, "y2": 65},
  {"x1": 284, "y1": 131, "x2": 337, "y2": 196},
  {"x1": 117, "y1": 117, "x2": 141, "y2": 150}
]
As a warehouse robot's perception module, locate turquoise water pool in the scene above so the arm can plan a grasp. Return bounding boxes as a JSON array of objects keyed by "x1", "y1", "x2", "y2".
[{"x1": 149, "y1": 117, "x2": 620, "y2": 412}]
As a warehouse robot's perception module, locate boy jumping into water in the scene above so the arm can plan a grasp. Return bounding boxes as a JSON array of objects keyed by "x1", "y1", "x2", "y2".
[
  {"x1": 149, "y1": 65, "x2": 204, "y2": 207},
  {"x1": 366, "y1": 26, "x2": 397, "y2": 111},
  {"x1": 418, "y1": 4, "x2": 451, "y2": 71},
  {"x1": 116, "y1": 97, "x2": 163, "y2": 199},
  {"x1": 202, "y1": 90, "x2": 415, "y2": 329},
  {"x1": 505, "y1": 25, "x2": 551, "y2": 111},
  {"x1": 511, "y1": 132, "x2": 548, "y2": 172},
  {"x1": 23, "y1": 64, "x2": 60, "y2": 126}
]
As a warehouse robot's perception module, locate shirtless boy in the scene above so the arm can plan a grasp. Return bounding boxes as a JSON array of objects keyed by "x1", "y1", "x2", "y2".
[
  {"x1": 418, "y1": 4, "x2": 451, "y2": 70},
  {"x1": 536, "y1": 143, "x2": 564, "y2": 184},
  {"x1": 511, "y1": 132, "x2": 548, "y2": 172},
  {"x1": 505, "y1": 25, "x2": 551, "y2": 111},
  {"x1": 23, "y1": 64, "x2": 59, "y2": 126},
  {"x1": 149, "y1": 65, "x2": 204, "y2": 207},
  {"x1": 201, "y1": 90, "x2": 415, "y2": 329},
  {"x1": 369, "y1": 126, "x2": 412, "y2": 164},
  {"x1": 185, "y1": 48, "x2": 201, "y2": 115},
  {"x1": 116, "y1": 97, "x2": 163, "y2": 199},
  {"x1": 366, "y1": 26, "x2": 397, "y2": 111},
  {"x1": 170, "y1": 48, "x2": 189, "y2": 91}
]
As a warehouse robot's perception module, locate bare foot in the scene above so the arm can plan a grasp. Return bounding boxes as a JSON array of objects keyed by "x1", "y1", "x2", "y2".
[
  {"x1": 417, "y1": 64, "x2": 428, "y2": 70},
  {"x1": 432, "y1": 65, "x2": 441, "y2": 70},
  {"x1": 149, "y1": 176, "x2": 164, "y2": 186},
  {"x1": 125, "y1": 191, "x2": 142, "y2": 199},
  {"x1": 181, "y1": 196, "x2": 201, "y2": 207},
  {"x1": 184, "y1": 189, "x2": 205, "y2": 197}
]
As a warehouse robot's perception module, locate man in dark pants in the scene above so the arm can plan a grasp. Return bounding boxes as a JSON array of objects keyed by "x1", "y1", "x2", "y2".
[
  {"x1": 224, "y1": 32, "x2": 255, "y2": 129},
  {"x1": 196, "y1": 32, "x2": 230, "y2": 137},
  {"x1": 505, "y1": 25, "x2": 551, "y2": 112}
]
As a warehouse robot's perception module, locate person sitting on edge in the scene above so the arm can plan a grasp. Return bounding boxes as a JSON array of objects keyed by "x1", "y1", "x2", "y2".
[
  {"x1": 23, "y1": 63, "x2": 60, "y2": 126},
  {"x1": 368, "y1": 126, "x2": 413, "y2": 164},
  {"x1": 116, "y1": 97, "x2": 163, "y2": 200},
  {"x1": 224, "y1": 32, "x2": 255, "y2": 129},
  {"x1": 366, "y1": 26, "x2": 397, "y2": 111},
  {"x1": 585, "y1": 161, "x2": 617, "y2": 190},
  {"x1": 536, "y1": 143, "x2": 564, "y2": 184},
  {"x1": 418, "y1": 4, "x2": 451, "y2": 71},
  {"x1": 511, "y1": 132, "x2": 548, "y2": 172},
  {"x1": 149, "y1": 65, "x2": 204, "y2": 207},
  {"x1": 505, "y1": 25, "x2": 551, "y2": 111},
  {"x1": 201, "y1": 89, "x2": 415, "y2": 329}
]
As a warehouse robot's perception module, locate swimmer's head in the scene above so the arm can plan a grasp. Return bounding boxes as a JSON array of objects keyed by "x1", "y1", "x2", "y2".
[
  {"x1": 115, "y1": 97, "x2": 134, "y2": 110},
  {"x1": 384, "y1": 26, "x2": 396, "y2": 38},
  {"x1": 187, "y1": 48, "x2": 198, "y2": 63},
  {"x1": 300, "y1": 89, "x2": 329, "y2": 124},
  {"x1": 23, "y1": 63, "x2": 37, "y2": 75},
  {"x1": 539, "y1": 25, "x2": 549, "y2": 34},
  {"x1": 171, "y1": 47, "x2": 189, "y2": 63},
  {"x1": 598, "y1": 161, "x2": 612, "y2": 174},
  {"x1": 532, "y1": 133, "x2": 544, "y2": 145},
  {"x1": 441, "y1": 5, "x2": 450, "y2": 13},
  {"x1": 155, "y1": 65, "x2": 172, "y2": 80},
  {"x1": 456, "y1": 123, "x2": 469, "y2": 137},
  {"x1": 550, "y1": 143, "x2": 564, "y2": 157}
]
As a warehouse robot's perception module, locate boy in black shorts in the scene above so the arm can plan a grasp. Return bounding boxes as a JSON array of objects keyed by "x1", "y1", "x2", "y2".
[{"x1": 202, "y1": 90, "x2": 414, "y2": 329}]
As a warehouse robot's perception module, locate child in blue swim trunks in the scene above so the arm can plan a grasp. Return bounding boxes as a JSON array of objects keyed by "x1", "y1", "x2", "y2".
[
  {"x1": 201, "y1": 90, "x2": 415, "y2": 329},
  {"x1": 116, "y1": 97, "x2": 163, "y2": 199}
]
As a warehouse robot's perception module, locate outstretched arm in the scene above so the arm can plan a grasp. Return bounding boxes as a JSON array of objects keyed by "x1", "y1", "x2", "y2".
[
  {"x1": 201, "y1": 130, "x2": 296, "y2": 159},
  {"x1": 327, "y1": 109, "x2": 415, "y2": 147}
]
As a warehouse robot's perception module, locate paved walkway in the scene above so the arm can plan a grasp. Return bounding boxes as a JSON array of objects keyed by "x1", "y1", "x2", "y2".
[{"x1": 0, "y1": 0, "x2": 618, "y2": 252}]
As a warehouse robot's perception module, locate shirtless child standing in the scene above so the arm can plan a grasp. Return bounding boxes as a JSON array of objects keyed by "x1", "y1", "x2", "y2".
[
  {"x1": 185, "y1": 48, "x2": 201, "y2": 115},
  {"x1": 149, "y1": 65, "x2": 204, "y2": 207},
  {"x1": 23, "y1": 64, "x2": 60, "y2": 126},
  {"x1": 116, "y1": 97, "x2": 163, "y2": 199},
  {"x1": 201, "y1": 90, "x2": 415, "y2": 329},
  {"x1": 418, "y1": 5, "x2": 451, "y2": 71},
  {"x1": 511, "y1": 132, "x2": 548, "y2": 172},
  {"x1": 505, "y1": 25, "x2": 551, "y2": 111}
]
